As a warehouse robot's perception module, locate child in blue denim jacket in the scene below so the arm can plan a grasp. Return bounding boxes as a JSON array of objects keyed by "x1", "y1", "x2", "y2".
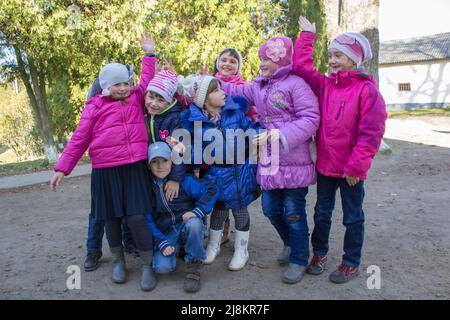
[{"x1": 146, "y1": 141, "x2": 218, "y2": 293}]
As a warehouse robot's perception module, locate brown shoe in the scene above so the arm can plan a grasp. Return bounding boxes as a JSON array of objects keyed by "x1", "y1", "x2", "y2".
[
  {"x1": 221, "y1": 220, "x2": 231, "y2": 245},
  {"x1": 184, "y1": 261, "x2": 202, "y2": 293}
]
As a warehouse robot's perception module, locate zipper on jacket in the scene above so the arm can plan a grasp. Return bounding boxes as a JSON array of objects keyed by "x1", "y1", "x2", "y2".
[
  {"x1": 159, "y1": 184, "x2": 176, "y2": 225},
  {"x1": 335, "y1": 101, "x2": 345, "y2": 120},
  {"x1": 233, "y1": 165, "x2": 243, "y2": 209},
  {"x1": 121, "y1": 103, "x2": 134, "y2": 160},
  {"x1": 150, "y1": 115, "x2": 156, "y2": 143}
]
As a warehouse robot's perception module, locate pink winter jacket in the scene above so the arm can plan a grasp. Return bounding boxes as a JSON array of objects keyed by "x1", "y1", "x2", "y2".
[
  {"x1": 221, "y1": 65, "x2": 320, "y2": 190},
  {"x1": 54, "y1": 56, "x2": 157, "y2": 175},
  {"x1": 293, "y1": 32, "x2": 387, "y2": 180}
]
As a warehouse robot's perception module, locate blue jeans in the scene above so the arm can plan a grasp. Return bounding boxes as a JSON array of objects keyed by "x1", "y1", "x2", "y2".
[
  {"x1": 312, "y1": 173, "x2": 365, "y2": 267},
  {"x1": 86, "y1": 212, "x2": 134, "y2": 253},
  {"x1": 152, "y1": 217, "x2": 206, "y2": 274},
  {"x1": 261, "y1": 188, "x2": 310, "y2": 266}
]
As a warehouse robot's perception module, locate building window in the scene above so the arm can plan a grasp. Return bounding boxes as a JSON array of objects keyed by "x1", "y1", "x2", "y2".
[{"x1": 398, "y1": 83, "x2": 411, "y2": 91}]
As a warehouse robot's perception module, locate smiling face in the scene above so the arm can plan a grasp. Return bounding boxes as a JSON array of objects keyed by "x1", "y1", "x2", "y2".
[
  {"x1": 145, "y1": 91, "x2": 171, "y2": 115},
  {"x1": 204, "y1": 80, "x2": 226, "y2": 113},
  {"x1": 259, "y1": 56, "x2": 281, "y2": 78},
  {"x1": 328, "y1": 48, "x2": 357, "y2": 73},
  {"x1": 149, "y1": 157, "x2": 172, "y2": 179},
  {"x1": 217, "y1": 51, "x2": 240, "y2": 77},
  {"x1": 109, "y1": 82, "x2": 131, "y2": 100}
]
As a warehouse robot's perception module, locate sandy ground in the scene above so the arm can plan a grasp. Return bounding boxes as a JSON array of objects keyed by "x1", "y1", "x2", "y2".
[{"x1": 1, "y1": 135, "x2": 449, "y2": 300}]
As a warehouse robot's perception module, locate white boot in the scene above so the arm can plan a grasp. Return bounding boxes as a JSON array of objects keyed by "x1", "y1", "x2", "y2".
[
  {"x1": 228, "y1": 230, "x2": 249, "y2": 271},
  {"x1": 204, "y1": 229, "x2": 222, "y2": 264}
]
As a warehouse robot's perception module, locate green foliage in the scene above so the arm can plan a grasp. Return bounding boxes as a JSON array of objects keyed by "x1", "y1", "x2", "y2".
[
  {"x1": 0, "y1": 84, "x2": 43, "y2": 160},
  {"x1": 1, "y1": 0, "x2": 329, "y2": 162},
  {"x1": 143, "y1": 0, "x2": 283, "y2": 80},
  {"x1": 283, "y1": 0, "x2": 328, "y2": 73}
]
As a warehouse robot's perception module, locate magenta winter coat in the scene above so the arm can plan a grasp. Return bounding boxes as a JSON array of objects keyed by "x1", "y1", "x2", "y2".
[
  {"x1": 293, "y1": 32, "x2": 387, "y2": 180},
  {"x1": 54, "y1": 56, "x2": 157, "y2": 175},
  {"x1": 221, "y1": 64, "x2": 320, "y2": 190}
]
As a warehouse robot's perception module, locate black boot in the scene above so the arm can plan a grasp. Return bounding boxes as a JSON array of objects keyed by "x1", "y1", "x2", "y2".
[
  {"x1": 184, "y1": 261, "x2": 202, "y2": 293},
  {"x1": 84, "y1": 251, "x2": 102, "y2": 272},
  {"x1": 110, "y1": 246, "x2": 126, "y2": 283},
  {"x1": 139, "y1": 250, "x2": 157, "y2": 291}
]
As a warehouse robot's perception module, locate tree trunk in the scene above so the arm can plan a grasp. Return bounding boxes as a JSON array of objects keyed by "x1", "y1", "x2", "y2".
[
  {"x1": 324, "y1": 0, "x2": 380, "y2": 83},
  {"x1": 13, "y1": 45, "x2": 58, "y2": 161}
]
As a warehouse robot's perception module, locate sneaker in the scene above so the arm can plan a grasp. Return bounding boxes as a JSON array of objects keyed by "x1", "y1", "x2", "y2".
[
  {"x1": 84, "y1": 251, "x2": 102, "y2": 272},
  {"x1": 282, "y1": 263, "x2": 307, "y2": 284},
  {"x1": 277, "y1": 246, "x2": 291, "y2": 265},
  {"x1": 306, "y1": 255, "x2": 327, "y2": 275},
  {"x1": 124, "y1": 243, "x2": 140, "y2": 257},
  {"x1": 329, "y1": 264, "x2": 360, "y2": 284}
]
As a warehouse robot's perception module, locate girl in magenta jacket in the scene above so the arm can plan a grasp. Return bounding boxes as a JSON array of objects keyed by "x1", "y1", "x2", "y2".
[
  {"x1": 50, "y1": 37, "x2": 159, "y2": 292},
  {"x1": 294, "y1": 16, "x2": 387, "y2": 284},
  {"x1": 220, "y1": 36, "x2": 320, "y2": 284}
]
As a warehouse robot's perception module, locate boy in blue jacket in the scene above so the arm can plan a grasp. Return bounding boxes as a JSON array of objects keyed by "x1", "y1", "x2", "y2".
[{"x1": 146, "y1": 141, "x2": 218, "y2": 293}]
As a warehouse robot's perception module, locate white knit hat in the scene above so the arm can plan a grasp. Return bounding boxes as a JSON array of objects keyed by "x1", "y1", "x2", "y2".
[
  {"x1": 179, "y1": 75, "x2": 216, "y2": 109},
  {"x1": 329, "y1": 32, "x2": 373, "y2": 67},
  {"x1": 99, "y1": 63, "x2": 133, "y2": 90}
]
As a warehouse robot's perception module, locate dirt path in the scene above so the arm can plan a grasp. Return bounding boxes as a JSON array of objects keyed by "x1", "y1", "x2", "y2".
[{"x1": 1, "y1": 138, "x2": 449, "y2": 300}]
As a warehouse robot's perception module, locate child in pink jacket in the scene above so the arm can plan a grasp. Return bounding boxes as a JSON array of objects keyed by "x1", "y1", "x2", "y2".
[
  {"x1": 294, "y1": 16, "x2": 387, "y2": 283},
  {"x1": 50, "y1": 36, "x2": 159, "y2": 292}
]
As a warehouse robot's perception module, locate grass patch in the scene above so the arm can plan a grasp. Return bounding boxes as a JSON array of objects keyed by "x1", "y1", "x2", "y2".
[
  {"x1": 388, "y1": 107, "x2": 450, "y2": 118},
  {"x1": 0, "y1": 156, "x2": 91, "y2": 177}
]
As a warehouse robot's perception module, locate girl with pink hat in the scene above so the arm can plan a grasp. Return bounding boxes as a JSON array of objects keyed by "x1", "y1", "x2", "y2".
[{"x1": 294, "y1": 16, "x2": 387, "y2": 283}]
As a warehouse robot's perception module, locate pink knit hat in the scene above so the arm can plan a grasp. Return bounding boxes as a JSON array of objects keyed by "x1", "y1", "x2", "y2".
[
  {"x1": 146, "y1": 70, "x2": 178, "y2": 103},
  {"x1": 329, "y1": 32, "x2": 373, "y2": 67},
  {"x1": 258, "y1": 36, "x2": 293, "y2": 66}
]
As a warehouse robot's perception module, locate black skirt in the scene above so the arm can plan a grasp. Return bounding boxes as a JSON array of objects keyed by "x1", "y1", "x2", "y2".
[{"x1": 91, "y1": 161, "x2": 153, "y2": 220}]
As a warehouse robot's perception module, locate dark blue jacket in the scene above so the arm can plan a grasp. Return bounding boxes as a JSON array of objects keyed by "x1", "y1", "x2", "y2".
[
  {"x1": 181, "y1": 96, "x2": 261, "y2": 210},
  {"x1": 144, "y1": 100, "x2": 185, "y2": 182},
  {"x1": 146, "y1": 174, "x2": 218, "y2": 252}
]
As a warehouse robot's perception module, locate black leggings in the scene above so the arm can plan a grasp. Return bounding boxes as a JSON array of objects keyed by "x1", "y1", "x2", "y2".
[{"x1": 105, "y1": 215, "x2": 153, "y2": 251}]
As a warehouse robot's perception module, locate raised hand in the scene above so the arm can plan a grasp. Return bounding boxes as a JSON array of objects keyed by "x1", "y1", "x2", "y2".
[
  {"x1": 140, "y1": 34, "x2": 155, "y2": 53},
  {"x1": 298, "y1": 16, "x2": 316, "y2": 33}
]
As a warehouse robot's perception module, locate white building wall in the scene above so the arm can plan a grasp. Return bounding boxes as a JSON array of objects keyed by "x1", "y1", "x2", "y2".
[{"x1": 379, "y1": 60, "x2": 450, "y2": 109}]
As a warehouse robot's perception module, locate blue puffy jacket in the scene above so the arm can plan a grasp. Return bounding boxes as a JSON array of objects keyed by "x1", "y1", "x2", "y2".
[
  {"x1": 181, "y1": 96, "x2": 261, "y2": 210},
  {"x1": 146, "y1": 174, "x2": 218, "y2": 252}
]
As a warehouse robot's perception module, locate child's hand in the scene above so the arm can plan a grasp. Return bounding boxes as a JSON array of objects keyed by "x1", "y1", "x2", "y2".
[
  {"x1": 298, "y1": 16, "x2": 316, "y2": 33},
  {"x1": 344, "y1": 174, "x2": 360, "y2": 187},
  {"x1": 50, "y1": 172, "x2": 64, "y2": 192},
  {"x1": 160, "y1": 58, "x2": 173, "y2": 71},
  {"x1": 252, "y1": 130, "x2": 280, "y2": 147},
  {"x1": 165, "y1": 180, "x2": 180, "y2": 201},
  {"x1": 182, "y1": 211, "x2": 196, "y2": 222},
  {"x1": 162, "y1": 245, "x2": 175, "y2": 256},
  {"x1": 140, "y1": 34, "x2": 155, "y2": 53},
  {"x1": 198, "y1": 64, "x2": 209, "y2": 76},
  {"x1": 166, "y1": 136, "x2": 186, "y2": 155}
]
